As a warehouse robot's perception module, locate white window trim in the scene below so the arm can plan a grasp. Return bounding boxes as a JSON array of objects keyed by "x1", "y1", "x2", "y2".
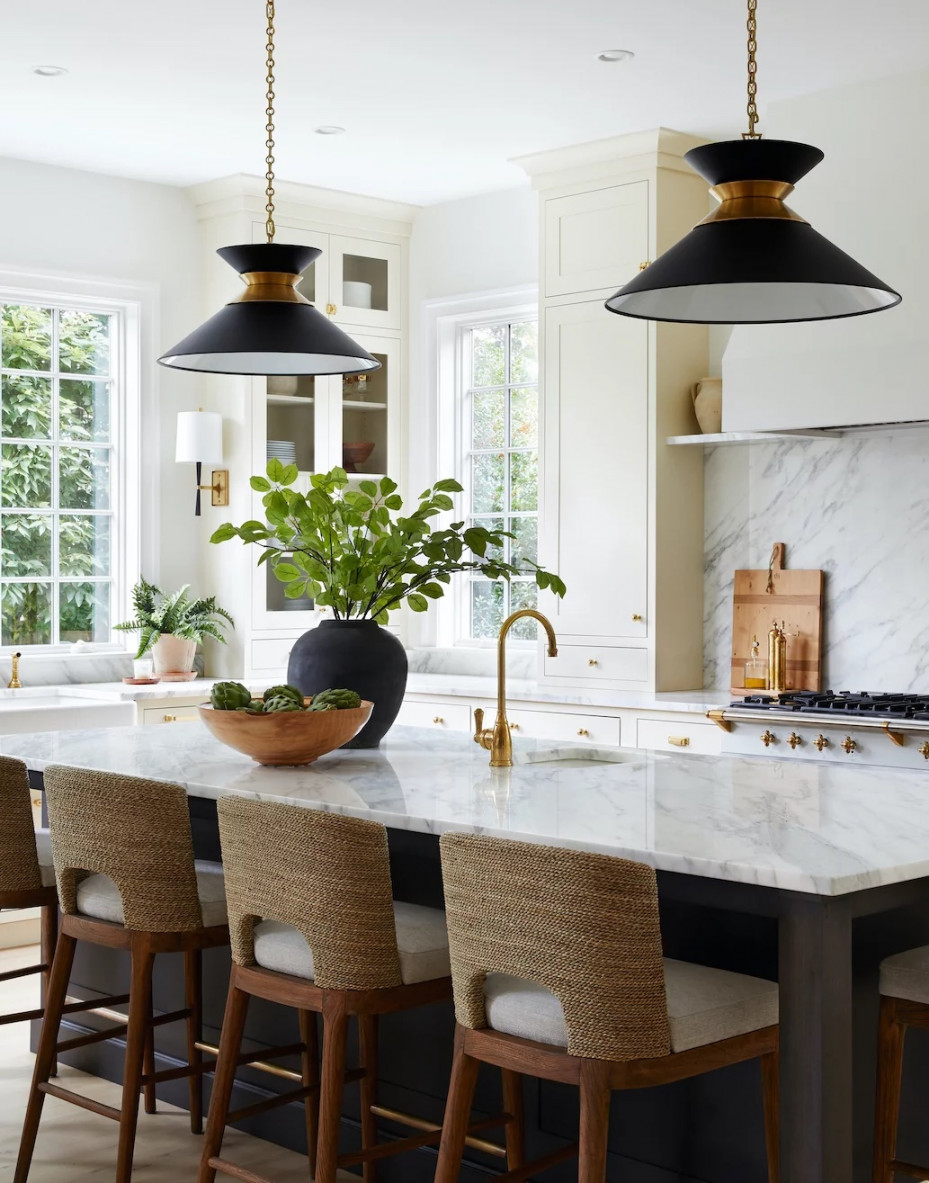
[
  {"x1": 417, "y1": 287, "x2": 537, "y2": 651},
  {"x1": 0, "y1": 266, "x2": 156, "y2": 655}
]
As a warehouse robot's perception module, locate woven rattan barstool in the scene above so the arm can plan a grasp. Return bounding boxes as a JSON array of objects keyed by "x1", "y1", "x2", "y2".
[
  {"x1": 872, "y1": 944, "x2": 929, "y2": 1180},
  {"x1": 435, "y1": 834, "x2": 780, "y2": 1183},
  {"x1": 199, "y1": 797, "x2": 524, "y2": 1183},
  {"x1": 14, "y1": 765, "x2": 232, "y2": 1183},
  {"x1": 0, "y1": 756, "x2": 58, "y2": 1032}
]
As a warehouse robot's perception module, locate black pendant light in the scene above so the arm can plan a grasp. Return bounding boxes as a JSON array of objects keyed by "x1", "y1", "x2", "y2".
[
  {"x1": 159, "y1": 2, "x2": 379, "y2": 376},
  {"x1": 605, "y1": 0, "x2": 901, "y2": 325}
]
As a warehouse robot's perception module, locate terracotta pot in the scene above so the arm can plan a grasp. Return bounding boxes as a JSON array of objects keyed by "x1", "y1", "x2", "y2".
[
  {"x1": 151, "y1": 634, "x2": 197, "y2": 677},
  {"x1": 692, "y1": 377, "x2": 723, "y2": 434}
]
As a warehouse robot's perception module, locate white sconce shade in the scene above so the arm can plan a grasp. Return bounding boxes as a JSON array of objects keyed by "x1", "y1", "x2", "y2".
[{"x1": 176, "y1": 411, "x2": 223, "y2": 464}]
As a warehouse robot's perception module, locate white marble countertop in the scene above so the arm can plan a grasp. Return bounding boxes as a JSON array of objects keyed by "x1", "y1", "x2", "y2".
[
  {"x1": 7, "y1": 721, "x2": 929, "y2": 898},
  {"x1": 0, "y1": 680, "x2": 219, "y2": 704}
]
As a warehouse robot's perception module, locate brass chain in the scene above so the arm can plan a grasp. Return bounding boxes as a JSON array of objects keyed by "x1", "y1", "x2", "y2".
[
  {"x1": 264, "y1": 0, "x2": 276, "y2": 242},
  {"x1": 743, "y1": 0, "x2": 761, "y2": 139}
]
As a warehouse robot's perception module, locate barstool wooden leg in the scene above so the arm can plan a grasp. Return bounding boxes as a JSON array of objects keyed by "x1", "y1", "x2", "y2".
[
  {"x1": 143, "y1": 997, "x2": 157, "y2": 1115},
  {"x1": 14, "y1": 931, "x2": 76, "y2": 1183},
  {"x1": 316, "y1": 997, "x2": 350, "y2": 1183},
  {"x1": 39, "y1": 901, "x2": 58, "y2": 1078},
  {"x1": 761, "y1": 1049, "x2": 779, "y2": 1183},
  {"x1": 198, "y1": 980, "x2": 250, "y2": 1183},
  {"x1": 186, "y1": 949, "x2": 204, "y2": 1134},
  {"x1": 359, "y1": 1014, "x2": 379, "y2": 1183},
  {"x1": 577, "y1": 1059, "x2": 611, "y2": 1183},
  {"x1": 434, "y1": 1026, "x2": 481, "y2": 1183},
  {"x1": 501, "y1": 1069, "x2": 525, "y2": 1170},
  {"x1": 873, "y1": 996, "x2": 906, "y2": 1183},
  {"x1": 299, "y1": 1009, "x2": 320, "y2": 1175},
  {"x1": 116, "y1": 943, "x2": 155, "y2": 1183}
]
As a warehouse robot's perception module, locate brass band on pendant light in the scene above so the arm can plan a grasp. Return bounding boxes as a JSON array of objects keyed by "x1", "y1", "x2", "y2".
[
  {"x1": 605, "y1": 0, "x2": 901, "y2": 325},
  {"x1": 158, "y1": 1, "x2": 379, "y2": 376}
]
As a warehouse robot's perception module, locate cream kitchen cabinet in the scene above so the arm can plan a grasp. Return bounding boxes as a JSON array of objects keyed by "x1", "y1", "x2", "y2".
[{"x1": 518, "y1": 129, "x2": 710, "y2": 691}]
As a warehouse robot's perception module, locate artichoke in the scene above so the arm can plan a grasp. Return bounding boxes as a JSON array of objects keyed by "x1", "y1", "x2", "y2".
[
  {"x1": 262, "y1": 684, "x2": 305, "y2": 707},
  {"x1": 211, "y1": 681, "x2": 253, "y2": 711},
  {"x1": 264, "y1": 694, "x2": 305, "y2": 713},
  {"x1": 309, "y1": 688, "x2": 362, "y2": 711}
]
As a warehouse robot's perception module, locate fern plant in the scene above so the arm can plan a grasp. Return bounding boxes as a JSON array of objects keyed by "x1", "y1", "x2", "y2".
[{"x1": 115, "y1": 578, "x2": 234, "y2": 659}]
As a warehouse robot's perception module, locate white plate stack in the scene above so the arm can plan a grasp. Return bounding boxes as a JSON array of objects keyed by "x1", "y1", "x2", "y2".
[{"x1": 266, "y1": 440, "x2": 297, "y2": 465}]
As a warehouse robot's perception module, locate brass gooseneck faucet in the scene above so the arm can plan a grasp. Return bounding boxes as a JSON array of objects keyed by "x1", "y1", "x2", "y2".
[{"x1": 473, "y1": 609, "x2": 558, "y2": 768}]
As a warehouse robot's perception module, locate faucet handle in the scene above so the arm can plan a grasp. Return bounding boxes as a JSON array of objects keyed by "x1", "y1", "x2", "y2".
[{"x1": 473, "y1": 707, "x2": 484, "y2": 736}]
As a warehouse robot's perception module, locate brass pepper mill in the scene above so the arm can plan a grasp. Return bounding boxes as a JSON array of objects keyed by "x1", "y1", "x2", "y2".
[{"x1": 767, "y1": 620, "x2": 787, "y2": 693}]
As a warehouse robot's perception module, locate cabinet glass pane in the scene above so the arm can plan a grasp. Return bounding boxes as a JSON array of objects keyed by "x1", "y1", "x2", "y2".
[
  {"x1": 343, "y1": 255, "x2": 388, "y2": 312},
  {"x1": 267, "y1": 390, "x2": 314, "y2": 475},
  {"x1": 342, "y1": 350, "x2": 388, "y2": 475}
]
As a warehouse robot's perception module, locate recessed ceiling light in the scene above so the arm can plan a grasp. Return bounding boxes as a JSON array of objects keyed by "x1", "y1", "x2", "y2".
[
  {"x1": 314, "y1": 125, "x2": 345, "y2": 136},
  {"x1": 31, "y1": 65, "x2": 68, "y2": 77},
  {"x1": 596, "y1": 49, "x2": 634, "y2": 64}
]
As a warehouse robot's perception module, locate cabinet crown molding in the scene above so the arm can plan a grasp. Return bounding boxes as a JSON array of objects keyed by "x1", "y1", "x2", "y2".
[
  {"x1": 187, "y1": 173, "x2": 417, "y2": 236},
  {"x1": 514, "y1": 127, "x2": 708, "y2": 190}
]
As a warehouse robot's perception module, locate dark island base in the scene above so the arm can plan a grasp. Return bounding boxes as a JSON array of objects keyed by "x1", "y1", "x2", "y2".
[{"x1": 30, "y1": 792, "x2": 929, "y2": 1183}]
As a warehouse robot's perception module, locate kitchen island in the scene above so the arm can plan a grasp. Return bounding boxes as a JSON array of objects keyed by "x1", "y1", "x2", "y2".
[{"x1": 7, "y1": 722, "x2": 929, "y2": 1183}]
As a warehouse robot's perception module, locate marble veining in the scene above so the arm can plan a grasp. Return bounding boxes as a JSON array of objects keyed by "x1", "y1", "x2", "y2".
[
  {"x1": 703, "y1": 432, "x2": 929, "y2": 691},
  {"x1": 6, "y1": 721, "x2": 929, "y2": 898}
]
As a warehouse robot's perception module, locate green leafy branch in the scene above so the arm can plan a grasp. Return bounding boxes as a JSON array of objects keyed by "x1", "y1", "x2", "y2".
[{"x1": 210, "y1": 463, "x2": 566, "y2": 623}]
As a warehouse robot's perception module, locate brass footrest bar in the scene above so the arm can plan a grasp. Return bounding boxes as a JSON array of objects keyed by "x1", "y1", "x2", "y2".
[
  {"x1": 340, "y1": 1109, "x2": 510, "y2": 1166},
  {"x1": 496, "y1": 1141, "x2": 579, "y2": 1183},
  {"x1": 195, "y1": 1040, "x2": 364, "y2": 1086},
  {"x1": 369, "y1": 1103, "x2": 508, "y2": 1158},
  {"x1": 207, "y1": 1157, "x2": 270, "y2": 1183},
  {"x1": 38, "y1": 1082, "x2": 121, "y2": 1122},
  {"x1": 229, "y1": 1083, "x2": 319, "y2": 1125}
]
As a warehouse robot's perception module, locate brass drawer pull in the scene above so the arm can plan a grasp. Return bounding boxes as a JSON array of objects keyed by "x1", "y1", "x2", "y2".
[
  {"x1": 919, "y1": 742, "x2": 929, "y2": 760},
  {"x1": 326, "y1": 302, "x2": 337, "y2": 316},
  {"x1": 509, "y1": 722, "x2": 520, "y2": 731},
  {"x1": 163, "y1": 714, "x2": 178, "y2": 723},
  {"x1": 577, "y1": 728, "x2": 589, "y2": 737},
  {"x1": 632, "y1": 614, "x2": 643, "y2": 622},
  {"x1": 667, "y1": 736, "x2": 690, "y2": 747},
  {"x1": 587, "y1": 658, "x2": 598, "y2": 667},
  {"x1": 432, "y1": 716, "x2": 444, "y2": 725}
]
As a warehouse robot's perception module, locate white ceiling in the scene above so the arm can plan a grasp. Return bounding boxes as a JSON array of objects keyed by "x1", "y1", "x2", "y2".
[{"x1": 3, "y1": 0, "x2": 928, "y2": 206}]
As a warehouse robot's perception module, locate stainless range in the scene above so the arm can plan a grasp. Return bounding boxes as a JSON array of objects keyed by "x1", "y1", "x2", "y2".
[{"x1": 708, "y1": 691, "x2": 929, "y2": 768}]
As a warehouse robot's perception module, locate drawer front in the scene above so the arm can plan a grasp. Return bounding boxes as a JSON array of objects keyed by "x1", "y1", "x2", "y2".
[
  {"x1": 251, "y1": 638, "x2": 294, "y2": 672},
  {"x1": 141, "y1": 705, "x2": 201, "y2": 726},
  {"x1": 545, "y1": 645, "x2": 648, "y2": 684},
  {"x1": 635, "y1": 718, "x2": 722, "y2": 755},
  {"x1": 395, "y1": 700, "x2": 472, "y2": 732},
  {"x1": 503, "y1": 707, "x2": 621, "y2": 747}
]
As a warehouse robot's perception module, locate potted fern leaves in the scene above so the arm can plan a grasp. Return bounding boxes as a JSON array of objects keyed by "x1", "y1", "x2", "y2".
[{"x1": 115, "y1": 578, "x2": 234, "y2": 679}]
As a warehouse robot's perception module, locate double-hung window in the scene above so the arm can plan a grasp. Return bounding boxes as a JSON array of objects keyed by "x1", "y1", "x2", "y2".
[
  {"x1": 461, "y1": 315, "x2": 539, "y2": 642},
  {"x1": 0, "y1": 298, "x2": 121, "y2": 647}
]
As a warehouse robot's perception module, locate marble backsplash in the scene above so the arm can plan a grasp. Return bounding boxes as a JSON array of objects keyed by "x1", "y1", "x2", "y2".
[{"x1": 703, "y1": 430, "x2": 929, "y2": 692}]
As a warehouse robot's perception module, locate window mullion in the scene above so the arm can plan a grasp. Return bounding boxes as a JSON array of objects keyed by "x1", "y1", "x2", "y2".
[{"x1": 50, "y1": 308, "x2": 60, "y2": 645}]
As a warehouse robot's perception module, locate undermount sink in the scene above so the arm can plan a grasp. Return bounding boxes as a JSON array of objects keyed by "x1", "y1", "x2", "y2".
[
  {"x1": 0, "y1": 692, "x2": 135, "y2": 734},
  {"x1": 514, "y1": 746, "x2": 648, "y2": 768}
]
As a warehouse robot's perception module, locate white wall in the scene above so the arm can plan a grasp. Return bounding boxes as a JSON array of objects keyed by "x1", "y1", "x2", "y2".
[{"x1": 0, "y1": 155, "x2": 203, "y2": 600}]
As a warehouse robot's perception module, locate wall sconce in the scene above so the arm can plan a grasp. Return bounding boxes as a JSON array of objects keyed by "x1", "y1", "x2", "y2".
[{"x1": 175, "y1": 410, "x2": 229, "y2": 516}]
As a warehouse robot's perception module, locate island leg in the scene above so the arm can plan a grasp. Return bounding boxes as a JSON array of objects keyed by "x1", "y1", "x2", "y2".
[{"x1": 778, "y1": 895, "x2": 854, "y2": 1183}]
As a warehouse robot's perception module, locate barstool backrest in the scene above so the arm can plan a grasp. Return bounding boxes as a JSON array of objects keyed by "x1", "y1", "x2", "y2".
[
  {"x1": 440, "y1": 833, "x2": 671, "y2": 1061},
  {"x1": 44, "y1": 765, "x2": 204, "y2": 932},
  {"x1": 218, "y1": 796, "x2": 403, "y2": 990},
  {"x1": 0, "y1": 756, "x2": 42, "y2": 894}
]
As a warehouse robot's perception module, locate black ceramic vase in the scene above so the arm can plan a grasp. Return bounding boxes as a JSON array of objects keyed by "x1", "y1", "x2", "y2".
[{"x1": 286, "y1": 619, "x2": 408, "y2": 749}]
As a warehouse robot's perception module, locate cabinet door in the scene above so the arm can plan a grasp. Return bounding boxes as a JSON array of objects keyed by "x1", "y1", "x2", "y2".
[
  {"x1": 333, "y1": 333, "x2": 400, "y2": 482},
  {"x1": 328, "y1": 235, "x2": 402, "y2": 331},
  {"x1": 541, "y1": 300, "x2": 648, "y2": 639},
  {"x1": 544, "y1": 182, "x2": 649, "y2": 298}
]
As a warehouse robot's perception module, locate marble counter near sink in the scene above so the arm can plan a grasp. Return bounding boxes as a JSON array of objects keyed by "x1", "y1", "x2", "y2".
[{"x1": 6, "y1": 720, "x2": 929, "y2": 897}]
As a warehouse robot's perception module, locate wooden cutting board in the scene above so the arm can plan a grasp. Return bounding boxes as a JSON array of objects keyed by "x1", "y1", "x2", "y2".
[{"x1": 730, "y1": 543, "x2": 824, "y2": 695}]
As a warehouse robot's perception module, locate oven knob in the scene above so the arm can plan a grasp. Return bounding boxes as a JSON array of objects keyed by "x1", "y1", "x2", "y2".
[
  {"x1": 919, "y1": 742, "x2": 929, "y2": 761},
  {"x1": 788, "y1": 732, "x2": 802, "y2": 749},
  {"x1": 841, "y1": 736, "x2": 858, "y2": 754},
  {"x1": 761, "y1": 730, "x2": 776, "y2": 747},
  {"x1": 814, "y1": 734, "x2": 829, "y2": 752}
]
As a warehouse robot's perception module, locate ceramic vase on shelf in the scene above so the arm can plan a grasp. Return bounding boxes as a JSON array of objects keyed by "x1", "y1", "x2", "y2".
[
  {"x1": 692, "y1": 377, "x2": 723, "y2": 434},
  {"x1": 151, "y1": 634, "x2": 197, "y2": 681},
  {"x1": 287, "y1": 619, "x2": 407, "y2": 748}
]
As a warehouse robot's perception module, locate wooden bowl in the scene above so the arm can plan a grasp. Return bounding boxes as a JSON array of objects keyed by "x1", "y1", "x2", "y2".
[
  {"x1": 341, "y1": 441, "x2": 375, "y2": 472},
  {"x1": 198, "y1": 702, "x2": 373, "y2": 766}
]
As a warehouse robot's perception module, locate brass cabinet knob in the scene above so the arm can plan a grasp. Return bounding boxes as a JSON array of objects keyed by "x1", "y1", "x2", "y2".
[
  {"x1": 577, "y1": 728, "x2": 589, "y2": 737},
  {"x1": 919, "y1": 742, "x2": 929, "y2": 761},
  {"x1": 163, "y1": 715, "x2": 177, "y2": 723},
  {"x1": 631, "y1": 614, "x2": 643, "y2": 622},
  {"x1": 761, "y1": 730, "x2": 776, "y2": 747},
  {"x1": 32, "y1": 796, "x2": 42, "y2": 808},
  {"x1": 638, "y1": 261, "x2": 650, "y2": 271},
  {"x1": 842, "y1": 736, "x2": 858, "y2": 754},
  {"x1": 509, "y1": 722, "x2": 520, "y2": 731},
  {"x1": 326, "y1": 302, "x2": 337, "y2": 316},
  {"x1": 814, "y1": 734, "x2": 829, "y2": 751},
  {"x1": 587, "y1": 658, "x2": 598, "y2": 667},
  {"x1": 668, "y1": 736, "x2": 690, "y2": 747},
  {"x1": 788, "y1": 732, "x2": 802, "y2": 749},
  {"x1": 432, "y1": 716, "x2": 444, "y2": 725}
]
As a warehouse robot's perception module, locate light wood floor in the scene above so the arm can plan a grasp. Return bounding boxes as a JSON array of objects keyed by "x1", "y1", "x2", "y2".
[{"x1": 0, "y1": 945, "x2": 350, "y2": 1182}]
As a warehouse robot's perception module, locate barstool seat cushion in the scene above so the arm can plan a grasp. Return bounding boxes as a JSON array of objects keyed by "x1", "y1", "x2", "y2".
[
  {"x1": 75, "y1": 860, "x2": 227, "y2": 927},
  {"x1": 253, "y1": 901, "x2": 450, "y2": 984},
  {"x1": 880, "y1": 945, "x2": 929, "y2": 1004},
  {"x1": 483, "y1": 958, "x2": 779, "y2": 1055},
  {"x1": 34, "y1": 828, "x2": 56, "y2": 888}
]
